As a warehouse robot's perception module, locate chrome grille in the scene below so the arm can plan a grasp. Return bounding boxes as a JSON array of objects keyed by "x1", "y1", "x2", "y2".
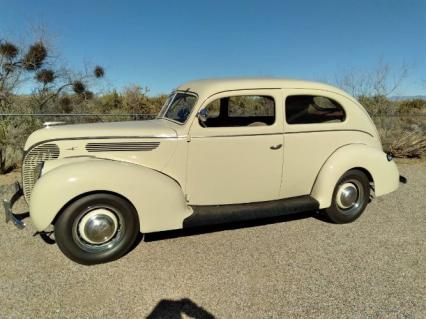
[
  {"x1": 22, "y1": 143, "x2": 60, "y2": 202},
  {"x1": 86, "y1": 142, "x2": 160, "y2": 152}
]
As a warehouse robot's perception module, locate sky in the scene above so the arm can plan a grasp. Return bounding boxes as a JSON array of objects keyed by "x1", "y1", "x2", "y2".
[{"x1": 1, "y1": 0, "x2": 425, "y2": 96}]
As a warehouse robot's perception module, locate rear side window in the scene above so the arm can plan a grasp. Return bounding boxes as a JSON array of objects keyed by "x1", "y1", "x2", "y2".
[{"x1": 285, "y1": 95, "x2": 345, "y2": 124}]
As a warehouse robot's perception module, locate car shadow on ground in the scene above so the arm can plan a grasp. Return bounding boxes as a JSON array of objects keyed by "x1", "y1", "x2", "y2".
[
  {"x1": 143, "y1": 210, "x2": 330, "y2": 243},
  {"x1": 29, "y1": 209, "x2": 331, "y2": 249},
  {"x1": 146, "y1": 298, "x2": 215, "y2": 319}
]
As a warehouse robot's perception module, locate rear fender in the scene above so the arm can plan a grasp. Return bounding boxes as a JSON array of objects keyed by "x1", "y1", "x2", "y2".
[{"x1": 311, "y1": 144, "x2": 399, "y2": 208}]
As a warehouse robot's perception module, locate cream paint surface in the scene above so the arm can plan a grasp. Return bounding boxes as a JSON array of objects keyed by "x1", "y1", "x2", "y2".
[
  {"x1": 186, "y1": 88, "x2": 284, "y2": 205},
  {"x1": 25, "y1": 78, "x2": 400, "y2": 232},
  {"x1": 31, "y1": 159, "x2": 192, "y2": 232},
  {"x1": 187, "y1": 134, "x2": 284, "y2": 205},
  {"x1": 281, "y1": 131, "x2": 374, "y2": 198}
]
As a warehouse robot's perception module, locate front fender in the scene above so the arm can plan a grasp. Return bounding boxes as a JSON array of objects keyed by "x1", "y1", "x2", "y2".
[
  {"x1": 30, "y1": 158, "x2": 192, "y2": 232},
  {"x1": 311, "y1": 144, "x2": 399, "y2": 209}
]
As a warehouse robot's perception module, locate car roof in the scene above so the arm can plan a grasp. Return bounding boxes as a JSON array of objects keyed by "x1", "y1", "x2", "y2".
[{"x1": 176, "y1": 77, "x2": 355, "y2": 101}]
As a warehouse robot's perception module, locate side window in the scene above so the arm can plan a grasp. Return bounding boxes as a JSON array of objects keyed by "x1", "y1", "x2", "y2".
[
  {"x1": 285, "y1": 95, "x2": 345, "y2": 124},
  {"x1": 201, "y1": 95, "x2": 275, "y2": 127},
  {"x1": 205, "y1": 98, "x2": 220, "y2": 118}
]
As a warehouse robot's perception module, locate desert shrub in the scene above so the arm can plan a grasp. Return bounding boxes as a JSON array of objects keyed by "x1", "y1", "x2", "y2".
[
  {"x1": 147, "y1": 94, "x2": 168, "y2": 114},
  {"x1": 99, "y1": 90, "x2": 122, "y2": 113},
  {"x1": 397, "y1": 99, "x2": 426, "y2": 114},
  {"x1": 373, "y1": 114, "x2": 425, "y2": 158},
  {"x1": 387, "y1": 131, "x2": 426, "y2": 158},
  {"x1": 0, "y1": 117, "x2": 41, "y2": 172},
  {"x1": 359, "y1": 95, "x2": 398, "y2": 116},
  {"x1": 0, "y1": 97, "x2": 42, "y2": 172}
]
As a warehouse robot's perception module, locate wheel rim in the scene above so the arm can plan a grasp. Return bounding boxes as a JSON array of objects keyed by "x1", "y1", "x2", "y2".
[
  {"x1": 78, "y1": 209, "x2": 118, "y2": 244},
  {"x1": 335, "y1": 179, "x2": 365, "y2": 214},
  {"x1": 72, "y1": 206, "x2": 125, "y2": 253}
]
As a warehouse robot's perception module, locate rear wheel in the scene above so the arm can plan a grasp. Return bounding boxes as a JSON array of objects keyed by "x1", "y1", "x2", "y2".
[
  {"x1": 324, "y1": 169, "x2": 370, "y2": 224},
  {"x1": 55, "y1": 193, "x2": 139, "y2": 265}
]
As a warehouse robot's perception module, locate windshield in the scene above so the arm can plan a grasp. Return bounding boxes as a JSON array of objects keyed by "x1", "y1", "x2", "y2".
[{"x1": 158, "y1": 92, "x2": 198, "y2": 124}]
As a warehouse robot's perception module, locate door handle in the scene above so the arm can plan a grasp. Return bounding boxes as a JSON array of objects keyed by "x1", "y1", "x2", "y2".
[{"x1": 270, "y1": 144, "x2": 282, "y2": 150}]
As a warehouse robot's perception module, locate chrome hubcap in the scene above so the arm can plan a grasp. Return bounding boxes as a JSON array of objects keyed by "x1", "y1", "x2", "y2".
[
  {"x1": 336, "y1": 182, "x2": 359, "y2": 209},
  {"x1": 78, "y1": 209, "x2": 118, "y2": 245}
]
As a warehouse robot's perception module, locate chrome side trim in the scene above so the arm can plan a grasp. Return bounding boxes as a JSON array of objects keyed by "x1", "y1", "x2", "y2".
[
  {"x1": 191, "y1": 132, "x2": 282, "y2": 138},
  {"x1": 284, "y1": 129, "x2": 374, "y2": 138},
  {"x1": 43, "y1": 121, "x2": 66, "y2": 127},
  {"x1": 190, "y1": 129, "x2": 373, "y2": 139}
]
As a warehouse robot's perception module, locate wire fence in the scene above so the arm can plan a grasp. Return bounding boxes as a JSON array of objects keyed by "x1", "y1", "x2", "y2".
[
  {"x1": 0, "y1": 113, "x2": 425, "y2": 134},
  {"x1": 0, "y1": 113, "x2": 158, "y2": 117},
  {"x1": 1, "y1": 113, "x2": 425, "y2": 129},
  {"x1": 2, "y1": 113, "x2": 426, "y2": 116},
  {"x1": 0, "y1": 113, "x2": 424, "y2": 169},
  {"x1": 0, "y1": 113, "x2": 157, "y2": 123}
]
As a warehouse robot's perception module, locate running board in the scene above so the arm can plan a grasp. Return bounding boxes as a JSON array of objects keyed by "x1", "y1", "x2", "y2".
[{"x1": 184, "y1": 195, "x2": 319, "y2": 228}]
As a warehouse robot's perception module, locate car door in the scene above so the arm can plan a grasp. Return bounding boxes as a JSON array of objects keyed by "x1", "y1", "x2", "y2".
[
  {"x1": 280, "y1": 89, "x2": 368, "y2": 199},
  {"x1": 186, "y1": 89, "x2": 284, "y2": 205}
]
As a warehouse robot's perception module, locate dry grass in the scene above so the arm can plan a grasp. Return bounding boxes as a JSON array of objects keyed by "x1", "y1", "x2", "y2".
[
  {"x1": 387, "y1": 131, "x2": 426, "y2": 158},
  {"x1": 0, "y1": 98, "x2": 425, "y2": 173},
  {"x1": 374, "y1": 115, "x2": 425, "y2": 158}
]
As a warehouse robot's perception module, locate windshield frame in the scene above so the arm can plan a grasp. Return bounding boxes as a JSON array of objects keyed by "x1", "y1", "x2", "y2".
[{"x1": 157, "y1": 90, "x2": 199, "y2": 125}]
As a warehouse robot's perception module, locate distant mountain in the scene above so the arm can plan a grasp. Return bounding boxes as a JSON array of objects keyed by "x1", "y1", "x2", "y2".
[{"x1": 391, "y1": 95, "x2": 426, "y2": 101}]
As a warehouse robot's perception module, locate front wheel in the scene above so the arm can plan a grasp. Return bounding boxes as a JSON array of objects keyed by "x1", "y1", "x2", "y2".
[
  {"x1": 55, "y1": 193, "x2": 140, "y2": 265},
  {"x1": 324, "y1": 169, "x2": 370, "y2": 224}
]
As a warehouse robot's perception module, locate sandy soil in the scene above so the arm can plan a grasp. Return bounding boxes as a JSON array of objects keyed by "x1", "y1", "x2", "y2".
[{"x1": 0, "y1": 161, "x2": 425, "y2": 318}]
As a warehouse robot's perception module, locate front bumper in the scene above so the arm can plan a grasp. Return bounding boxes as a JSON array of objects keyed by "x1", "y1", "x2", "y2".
[{"x1": 2, "y1": 182, "x2": 25, "y2": 229}]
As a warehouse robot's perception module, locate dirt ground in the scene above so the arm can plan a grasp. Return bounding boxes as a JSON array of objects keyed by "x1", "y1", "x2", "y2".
[{"x1": 0, "y1": 161, "x2": 425, "y2": 318}]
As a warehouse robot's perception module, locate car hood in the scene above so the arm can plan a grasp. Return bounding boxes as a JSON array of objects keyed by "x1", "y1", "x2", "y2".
[{"x1": 24, "y1": 119, "x2": 178, "y2": 150}]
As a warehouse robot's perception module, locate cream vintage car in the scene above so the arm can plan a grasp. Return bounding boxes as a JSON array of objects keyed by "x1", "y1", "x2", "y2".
[{"x1": 3, "y1": 78, "x2": 403, "y2": 265}]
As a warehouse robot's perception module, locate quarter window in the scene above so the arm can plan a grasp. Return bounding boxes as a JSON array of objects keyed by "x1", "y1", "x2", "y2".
[
  {"x1": 285, "y1": 95, "x2": 345, "y2": 124},
  {"x1": 201, "y1": 95, "x2": 275, "y2": 127}
]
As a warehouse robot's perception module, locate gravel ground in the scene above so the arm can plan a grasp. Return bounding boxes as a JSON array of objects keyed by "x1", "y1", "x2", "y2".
[{"x1": 0, "y1": 161, "x2": 425, "y2": 319}]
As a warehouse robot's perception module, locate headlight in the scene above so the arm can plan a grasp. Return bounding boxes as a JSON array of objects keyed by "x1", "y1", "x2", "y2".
[{"x1": 34, "y1": 161, "x2": 45, "y2": 180}]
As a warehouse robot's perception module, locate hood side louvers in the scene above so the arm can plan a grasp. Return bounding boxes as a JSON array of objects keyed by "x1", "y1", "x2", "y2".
[{"x1": 85, "y1": 142, "x2": 160, "y2": 152}]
